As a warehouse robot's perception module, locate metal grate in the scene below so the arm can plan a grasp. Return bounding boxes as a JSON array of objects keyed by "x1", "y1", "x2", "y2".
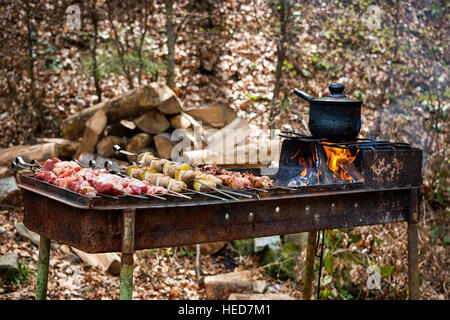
[{"x1": 279, "y1": 130, "x2": 412, "y2": 151}]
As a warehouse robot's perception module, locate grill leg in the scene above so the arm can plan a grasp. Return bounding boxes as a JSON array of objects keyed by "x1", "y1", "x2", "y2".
[
  {"x1": 407, "y1": 189, "x2": 420, "y2": 300},
  {"x1": 120, "y1": 209, "x2": 136, "y2": 300},
  {"x1": 303, "y1": 231, "x2": 317, "y2": 300},
  {"x1": 408, "y1": 222, "x2": 419, "y2": 300},
  {"x1": 35, "y1": 236, "x2": 51, "y2": 300}
]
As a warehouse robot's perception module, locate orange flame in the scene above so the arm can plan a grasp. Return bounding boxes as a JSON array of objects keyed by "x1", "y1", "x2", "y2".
[
  {"x1": 300, "y1": 166, "x2": 307, "y2": 177},
  {"x1": 297, "y1": 157, "x2": 308, "y2": 177},
  {"x1": 323, "y1": 145, "x2": 357, "y2": 182}
]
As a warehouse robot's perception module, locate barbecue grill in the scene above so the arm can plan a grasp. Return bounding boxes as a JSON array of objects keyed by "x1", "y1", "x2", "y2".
[{"x1": 17, "y1": 131, "x2": 422, "y2": 300}]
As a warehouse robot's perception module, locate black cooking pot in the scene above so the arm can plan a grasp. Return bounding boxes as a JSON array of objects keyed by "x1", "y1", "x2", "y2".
[{"x1": 294, "y1": 83, "x2": 362, "y2": 141}]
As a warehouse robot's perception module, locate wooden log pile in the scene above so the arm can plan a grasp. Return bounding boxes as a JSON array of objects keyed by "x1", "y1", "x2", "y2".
[{"x1": 58, "y1": 82, "x2": 280, "y2": 166}]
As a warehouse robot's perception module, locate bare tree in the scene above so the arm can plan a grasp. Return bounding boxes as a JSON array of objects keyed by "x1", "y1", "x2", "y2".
[
  {"x1": 106, "y1": 1, "x2": 150, "y2": 90},
  {"x1": 164, "y1": 1, "x2": 200, "y2": 88},
  {"x1": 165, "y1": 0, "x2": 175, "y2": 89},
  {"x1": 268, "y1": 0, "x2": 297, "y2": 128},
  {"x1": 89, "y1": 0, "x2": 102, "y2": 103},
  {"x1": 136, "y1": 0, "x2": 149, "y2": 86}
]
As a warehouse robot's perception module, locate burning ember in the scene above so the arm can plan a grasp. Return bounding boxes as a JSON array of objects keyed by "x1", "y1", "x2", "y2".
[{"x1": 288, "y1": 144, "x2": 362, "y2": 187}]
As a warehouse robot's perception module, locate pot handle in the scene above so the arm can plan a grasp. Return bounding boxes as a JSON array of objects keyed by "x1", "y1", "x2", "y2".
[{"x1": 293, "y1": 88, "x2": 313, "y2": 102}]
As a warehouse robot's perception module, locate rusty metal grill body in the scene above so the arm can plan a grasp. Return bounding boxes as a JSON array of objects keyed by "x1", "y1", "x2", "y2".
[{"x1": 18, "y1": 135, "x2": 423, "y2": 299}]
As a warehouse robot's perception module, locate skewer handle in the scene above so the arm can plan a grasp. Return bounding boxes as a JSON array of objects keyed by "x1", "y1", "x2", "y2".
[
  {"x1": 16, "y1": 157, "x2": 34, "y2": 168},
  {"x1": 104, "y1": 160, "x2": 123, "y2": 171},
  {"x1": 113, "y1": 145, "x2": 137, "y2": 157},
  {"x1": 88, "y1": 159, "x2": 98, "y2": 168}
]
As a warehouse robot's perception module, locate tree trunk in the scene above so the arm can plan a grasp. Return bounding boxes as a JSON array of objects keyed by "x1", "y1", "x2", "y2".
[
  {"x1": 165, "y1": 0, "x2": 175, "y2": 89},
  {"x1": 268, "y1": 0, "x2": 289, "y2": 128},
  {"x1": 90, "y1": 0, "x2": 102, "y2": 103}
]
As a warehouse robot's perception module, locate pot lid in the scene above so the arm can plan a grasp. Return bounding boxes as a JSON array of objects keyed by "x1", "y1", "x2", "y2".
[{"x1": 312, "y1": 83, "x2": 361, "y2": 104}]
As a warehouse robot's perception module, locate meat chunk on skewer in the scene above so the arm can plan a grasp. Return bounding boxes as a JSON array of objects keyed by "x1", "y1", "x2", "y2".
[
  {"x1": 35, "y1": 170, "x2": 57, "y2": 184},
  {"x1": 34, "y1": 158, "x2": 169, "y2": 198},
  {"x1": 199, "y1": 164, "x2": 273, "y2": 189},
  {"x1": 92, "y1": 174, "x2": 124, "y2": 195}
]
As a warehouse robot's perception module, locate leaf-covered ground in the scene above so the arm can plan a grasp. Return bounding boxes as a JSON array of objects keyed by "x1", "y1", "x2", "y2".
[{"x1": 0, "y1": 0, "x2": 448, "y2": 300}]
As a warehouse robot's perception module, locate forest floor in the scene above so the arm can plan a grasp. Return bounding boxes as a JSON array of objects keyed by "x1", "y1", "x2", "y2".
[
  {"x1": 0, "y1": 205, "x2": 448, "y2": 300},
  {"x1": 0, "y1": 0, "x2": 448, "y2": 300}
]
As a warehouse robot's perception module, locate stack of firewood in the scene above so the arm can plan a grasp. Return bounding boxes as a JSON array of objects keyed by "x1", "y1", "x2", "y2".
[{"x1": 61, "y1": 82, "x2": 247, "y2": 164}]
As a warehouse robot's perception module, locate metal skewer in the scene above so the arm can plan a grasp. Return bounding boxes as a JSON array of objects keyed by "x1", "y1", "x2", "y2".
[
  {"x1": 218, "y1": 185, "x2": 255, "y2": 198},
  {"x1": 114, "y1": 146, "x2": 274, "y2": 195},
  {"x1": 97, "y1": 193, "x2": 120, "y2": 200},
  {"x1": 90, "y1": 161, "x2": 168, "y2": 200},
  {"x1": 193, "y1": 180, "x2": 240, "y2": 201},
  {"x1": 146, "y1": 194, "x2": 167, "y2": 200},
  {"x1": 246, "y1": 186, "x2": 269, "y2": 193},
  {"x1": 74, "y1": 159, "x2": 89, "y2": 168},
  {"x1": 180, "y1": 187, "x2": 229, "y2": 201},
  {"x1": 165, "y1": 190, "x2": 192, "y2": 199},
  {"x1": 275, "y1": 186, "x2": 297, "y2": 191},
  {"x1": 105, "y1": 161, "x2": 192, "y2": 199}
]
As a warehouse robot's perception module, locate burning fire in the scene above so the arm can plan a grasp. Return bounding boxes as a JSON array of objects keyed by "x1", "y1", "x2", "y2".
[
  {"x1": 288, "y1": 144, "x2": 359, "y2": 187},
  {"x1": 298, "y1": 157, "x2": 309, "y2": 177},
  {"x1": 323, "y1": 144, "x2": 358, "y2": 182}
]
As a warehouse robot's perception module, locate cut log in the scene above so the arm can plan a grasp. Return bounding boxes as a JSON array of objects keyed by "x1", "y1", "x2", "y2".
[
  {"x1": 71, "y1": 248, "x2": 121, "y2": 276},
  {"x1": 170, "y1": 113, "x2": 192, "y2": 129},
  {"x1": 181, "y1": 242, "x2": 226, "y2": 256},
  {"x1": 223, "y1": 105, "x2": 237, "y2": 126},
  {"x1": 144, "y1": 82, "x2": 183, "y2": 114},
  {"x1": 106, "y1": 85, "x2": 158, "y2": 122},
  {"x1": 228, "y1": 293, "x2": 293, "y2": 300},
  {"x1": 62, "y1": 85, "x2": 160, "y2": 140},
  {"x1": 154, "y1": 133, "x2": 176, "y2": 159},
  {"x1": 96, "y1": 136, "x2": 128, "y2": 158},
  {"x1": 74, "y1": 109, "x2": 107, "y2": 159},
  {"x1": 316, "y1": 145, "x2": 334, "y2": 185},
  {"x1": 120, "y1": 119, "x2": 136, "y2": 130},
  {"x1": 157, "y1": 93, "x2": 183, "y2": 115},
  {"x1": 126, "y1": 133, "x2": 153, "y2": 161},
  {"x1": 36, "y1": 138, "x2": 80, "y2": 160},
  {"x1": 62, "y1": 102, "x2": 106, "y2": 140},
  {"x1": 14, "y1": 222, "x2": 40, "y2": 246},
  {"x1": 204, "y1": 271, "x2": 254, "y2": 300},
  {"x1": 185, "y1": 105, "x2": 225, "y2": 128},
  {"x1": 0, "y1": 143, "x2": 57, "y2": 167},
  {"x1": 0, "y1": 176, "x2": 21, "y2": 206},
  {"x1": 105, "y1": 120, "x2": 137, "y2": 137},
  {"x1": 185, "y1": 105, "x2": 237, "y2": 128},
  {"x1": 0, "y1": 253, "x2": 19, "y2": 280},
  {"x1": 0, "y1": 166, "x2": 12, "y2": 179},
  {"x1": 338, "y1": 158, "x2": 364, "y2": 182},
  {"x1": 134, "y1": 109, "x2": 170, "y2": 134}
]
